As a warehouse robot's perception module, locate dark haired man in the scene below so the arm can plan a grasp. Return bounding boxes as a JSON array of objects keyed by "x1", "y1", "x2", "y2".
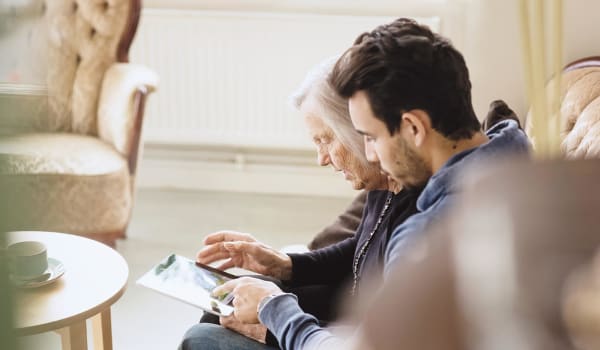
[
  {"x1": 180, "y1": 18, "x2": 530, "y2": 350},
  {"x1": 330, "y1": 18, "x2": 529, "y2": 276}
]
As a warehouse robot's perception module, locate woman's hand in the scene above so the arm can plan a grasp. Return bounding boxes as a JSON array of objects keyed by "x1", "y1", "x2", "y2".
[{"x1": 196, "y1": 231, "x2": 292, "y2": 280}]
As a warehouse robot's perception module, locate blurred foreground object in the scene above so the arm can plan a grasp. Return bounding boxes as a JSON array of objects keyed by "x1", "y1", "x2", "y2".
[
  {"x1": 0, "y1": 0, "x2": 158, "y2": 246},
  {"x1": 359, "y1": 158, "x2": 600, "y2": 350}
]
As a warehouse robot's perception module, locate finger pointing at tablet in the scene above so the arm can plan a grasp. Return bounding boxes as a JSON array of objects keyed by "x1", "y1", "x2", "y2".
[{"x1": 197, "y1": 232, "x2": 293, "y2": 281}]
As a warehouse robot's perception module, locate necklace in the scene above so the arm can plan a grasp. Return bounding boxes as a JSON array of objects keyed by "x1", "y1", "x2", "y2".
[{"x1": 351, "y1": 191, "x2": 394, "y2": 296}]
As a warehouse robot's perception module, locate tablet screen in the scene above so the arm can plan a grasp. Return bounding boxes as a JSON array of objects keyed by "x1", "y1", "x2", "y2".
[{"x1": 137, "y1": 254, "x2": 235, "y2": 316}]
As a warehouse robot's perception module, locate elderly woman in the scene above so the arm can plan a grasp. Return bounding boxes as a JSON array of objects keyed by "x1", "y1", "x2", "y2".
[{"x1": 179, "y1": 58, "x2": 421, "y2": 350}]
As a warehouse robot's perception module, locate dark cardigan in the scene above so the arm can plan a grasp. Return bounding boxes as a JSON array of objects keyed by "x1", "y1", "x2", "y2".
[{"x1": 287, "y1": 187, "x2": 420, "y2": 297}]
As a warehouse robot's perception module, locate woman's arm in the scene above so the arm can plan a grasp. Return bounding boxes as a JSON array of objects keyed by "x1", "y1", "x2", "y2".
[{"x1": 286, "y1": 234, "x2": 359, "y2": 286}]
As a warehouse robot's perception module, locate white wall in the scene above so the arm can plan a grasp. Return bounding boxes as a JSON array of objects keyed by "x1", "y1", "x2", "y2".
[
  {"x1": 136, "y1": 0, "x2": 600, "y2": 197},
  {"x1": 460, "y1": 0, "x2": 600, "y2": 122},
  {"x1": 142, "y1": 0, "x2": 600, "y2": 124}
]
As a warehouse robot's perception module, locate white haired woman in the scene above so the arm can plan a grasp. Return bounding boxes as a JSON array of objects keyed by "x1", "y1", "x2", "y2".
[{"x1": 179, "y1": 58, "x2": 422, "y2": 350}]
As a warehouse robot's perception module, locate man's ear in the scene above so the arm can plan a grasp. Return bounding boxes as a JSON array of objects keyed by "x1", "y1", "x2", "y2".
[{"x1": 401, "y1": 110, "x2": 430, "y2": 147}]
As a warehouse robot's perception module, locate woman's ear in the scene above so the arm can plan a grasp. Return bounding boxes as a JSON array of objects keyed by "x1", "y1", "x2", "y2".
[{"x1": 401, "y1": 110, "x2": 430, "y2": 147}]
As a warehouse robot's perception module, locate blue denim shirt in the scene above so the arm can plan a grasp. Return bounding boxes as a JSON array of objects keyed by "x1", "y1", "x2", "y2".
[
  {"x1": 385, "y1": 119, "x2": 530, "y2": 276},
  {"x1": 259, "y1": 120, "x2": 530, "y2": 350}
]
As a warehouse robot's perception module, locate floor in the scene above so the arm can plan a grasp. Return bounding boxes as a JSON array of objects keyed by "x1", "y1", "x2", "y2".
[{"x1": 17, "y1": 188, "x2": 351, "y2": 350}]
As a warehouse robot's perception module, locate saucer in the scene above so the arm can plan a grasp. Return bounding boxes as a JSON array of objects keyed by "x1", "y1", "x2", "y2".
[{"x1": 10, "y1": 257, "x2": 65, "y2": 289}]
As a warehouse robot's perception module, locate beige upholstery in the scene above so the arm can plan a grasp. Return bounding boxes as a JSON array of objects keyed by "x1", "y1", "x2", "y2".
[
  {"x1": 559, "y1": 67, "x2": 600, "y2": 158},
  {"x1": 0, "y1": 0, "x2": 157, "y2": 245},
  {"x1": 0, "y1": 133, "x2": 131, "y2": 235},
  {"x1": 526, "y1": 62, "x2": 600, "y2": 159},
  {"x1": 43, "y1": 0, "x2": 133, "y2": 133},
  {"x1": 98, "y1": 63, "x2": 158, "y2": 155}
]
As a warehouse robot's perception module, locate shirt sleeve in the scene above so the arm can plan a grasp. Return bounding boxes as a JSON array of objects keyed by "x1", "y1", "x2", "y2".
[{"x1": 259, "y1": 294, "x2": 344, "y2": 350}]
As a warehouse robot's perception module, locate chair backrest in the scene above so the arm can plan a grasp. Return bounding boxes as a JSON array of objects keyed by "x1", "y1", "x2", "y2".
[
  {"x1": 31, "y1": 0, "x2": 140, "y2": 134},
  {"x1": 526, "y1": 57, "x2": 600, "y2": 159}
]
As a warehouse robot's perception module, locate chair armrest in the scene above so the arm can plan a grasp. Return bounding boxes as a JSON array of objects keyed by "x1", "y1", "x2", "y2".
[{"x1": 97, "y1": 63, "x2": 158, "y2": 158}]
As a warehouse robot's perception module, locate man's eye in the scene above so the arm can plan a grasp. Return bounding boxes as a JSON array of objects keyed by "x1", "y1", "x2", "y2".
[{"x1": 365, "y1": 135, "x2": 375, "y2": 142}]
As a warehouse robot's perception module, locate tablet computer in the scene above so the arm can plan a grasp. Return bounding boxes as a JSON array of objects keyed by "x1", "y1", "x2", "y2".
[{"x1": 136, "y1": 254, "x2": 236, "y2": 316}]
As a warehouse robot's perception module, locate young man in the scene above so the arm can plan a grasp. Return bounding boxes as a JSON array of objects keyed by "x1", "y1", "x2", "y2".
[
  {"x1": 181, "y1": 18, "x2": 530, "y2": 350},
  {"x1": 331, "y1": 18, "x2": 530, "y2": 276}
]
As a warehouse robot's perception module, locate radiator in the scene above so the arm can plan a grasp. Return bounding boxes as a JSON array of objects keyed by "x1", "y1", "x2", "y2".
[{"x1": 131, "y1": 9, "x2": 439, "y2": 150}]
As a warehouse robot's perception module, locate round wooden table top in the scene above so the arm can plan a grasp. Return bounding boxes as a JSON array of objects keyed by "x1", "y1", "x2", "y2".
[{"x1": 7, "y1": 231, "x2": 129, "y2": 335}]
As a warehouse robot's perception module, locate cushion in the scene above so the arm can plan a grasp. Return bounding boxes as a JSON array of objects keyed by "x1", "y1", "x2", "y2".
[{"x1": 0, "y1": 133, "x2": 131, "y2": 235}]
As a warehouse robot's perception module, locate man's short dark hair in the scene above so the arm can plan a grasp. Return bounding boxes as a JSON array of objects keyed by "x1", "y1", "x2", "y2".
[{"x1": 330, "y1": 18, "x2": 481, "y2": 140}]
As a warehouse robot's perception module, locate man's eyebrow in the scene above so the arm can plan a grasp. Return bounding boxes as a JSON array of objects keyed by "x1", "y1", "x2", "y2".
[{"x1": 355, "y1": 129, "x2": 369, "y2": 136}]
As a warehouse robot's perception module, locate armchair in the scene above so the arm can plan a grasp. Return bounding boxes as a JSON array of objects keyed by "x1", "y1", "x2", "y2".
[
  {"x1": 526, "y1": 56, "x2": 600, "y2": 159},
  {"x1": 0, "y1": 0, "x2": 158, "y2": 246}
]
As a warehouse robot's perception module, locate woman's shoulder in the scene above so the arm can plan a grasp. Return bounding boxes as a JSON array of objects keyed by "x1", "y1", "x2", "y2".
[
  {"x1": 365, "y1": 187, "x2": 421, "y2": 206},
  {"x1": 389, "y1": 188, "x2": 421, "y2": 222},
  {"x1": 365, "y1": 189, "x2": 389, "y2": 203}
]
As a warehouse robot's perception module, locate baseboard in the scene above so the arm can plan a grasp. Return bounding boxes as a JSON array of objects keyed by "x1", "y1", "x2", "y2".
[{"x1": 136, "y1": 143, "x2": 356, "y2": 198}]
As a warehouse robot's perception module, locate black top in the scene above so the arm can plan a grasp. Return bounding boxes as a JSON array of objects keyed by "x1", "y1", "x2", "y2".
[{"x1": 287, "y1": 188, "x2": 420, "y2": 297}]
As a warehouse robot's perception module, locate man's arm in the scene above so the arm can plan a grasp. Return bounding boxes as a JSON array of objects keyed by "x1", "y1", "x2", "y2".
[
  {"x1": 213, "y1": 277, "x2": 346, "y2": 350},
  {"x1": 259, "y1": 294, "x2": 343, "y2": 350}
]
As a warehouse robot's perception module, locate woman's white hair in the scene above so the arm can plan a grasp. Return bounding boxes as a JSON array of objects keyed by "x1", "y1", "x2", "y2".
[{"x1": 290, "y1": 56, "x2": 369, "y2": 168}]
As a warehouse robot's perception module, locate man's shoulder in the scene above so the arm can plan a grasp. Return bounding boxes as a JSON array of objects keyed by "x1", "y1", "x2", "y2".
[{"x1": 385, "y1": 193, "x2": 455, "y2": 271}]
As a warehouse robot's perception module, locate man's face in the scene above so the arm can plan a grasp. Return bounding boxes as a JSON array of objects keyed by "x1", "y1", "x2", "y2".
[{"x1": 349, "y1": 91, "x2": 431, "y2": 188}]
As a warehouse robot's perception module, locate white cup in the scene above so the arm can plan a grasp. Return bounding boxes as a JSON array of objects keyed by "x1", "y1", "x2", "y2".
[{"x1": 7, "y1": 241, "x2": 48, "y2": 279}]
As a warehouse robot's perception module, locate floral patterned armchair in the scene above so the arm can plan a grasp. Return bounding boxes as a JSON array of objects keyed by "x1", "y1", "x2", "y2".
[{"x1": 0, "y1": 0, "x2": 158, "y2": 246}]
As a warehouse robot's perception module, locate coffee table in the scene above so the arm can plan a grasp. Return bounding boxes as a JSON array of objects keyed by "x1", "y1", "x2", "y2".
[{"x1": 8, "y1": 231, "x2": 129, "y2": 350}]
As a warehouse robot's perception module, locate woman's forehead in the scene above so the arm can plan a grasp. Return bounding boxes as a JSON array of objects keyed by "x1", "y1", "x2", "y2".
[{"x1": 304, "y1": 113, "x2": 334, "y2": 135}]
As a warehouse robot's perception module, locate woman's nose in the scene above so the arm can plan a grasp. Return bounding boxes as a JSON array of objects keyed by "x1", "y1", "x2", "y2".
[{"x1": 317, "y1": 150, "x2": 330, "y2": 166}]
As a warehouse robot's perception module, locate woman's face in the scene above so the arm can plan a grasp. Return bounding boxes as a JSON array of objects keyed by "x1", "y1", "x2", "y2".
[{"x1": 302, "y1": 111, "x2": 387, "y2": 191}]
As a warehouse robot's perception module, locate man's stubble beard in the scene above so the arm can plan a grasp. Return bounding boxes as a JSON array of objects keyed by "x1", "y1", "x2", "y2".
[{"x1": 393, "y1": 137, "x2": 432, "y2": 189}]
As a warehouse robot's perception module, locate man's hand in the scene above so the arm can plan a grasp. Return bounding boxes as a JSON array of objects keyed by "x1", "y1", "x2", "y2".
[
  {"x1": 196, "y1": 231, "x2": 292, "y2": 280},
  {"x1": 220, "y1": 314, "x2": 268, "y2": 344},
  {"x1": 212, "y1": 277, "x2": 284, "y2": 324}
]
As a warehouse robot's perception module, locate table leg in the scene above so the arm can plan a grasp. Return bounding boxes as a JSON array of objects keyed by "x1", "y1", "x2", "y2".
[
  {"x1": 92, "y1": 308, "x2": 113, "y2": 350},
  {"x1": 57, "y1": 320, "x2": 88, "y2": 350}
]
